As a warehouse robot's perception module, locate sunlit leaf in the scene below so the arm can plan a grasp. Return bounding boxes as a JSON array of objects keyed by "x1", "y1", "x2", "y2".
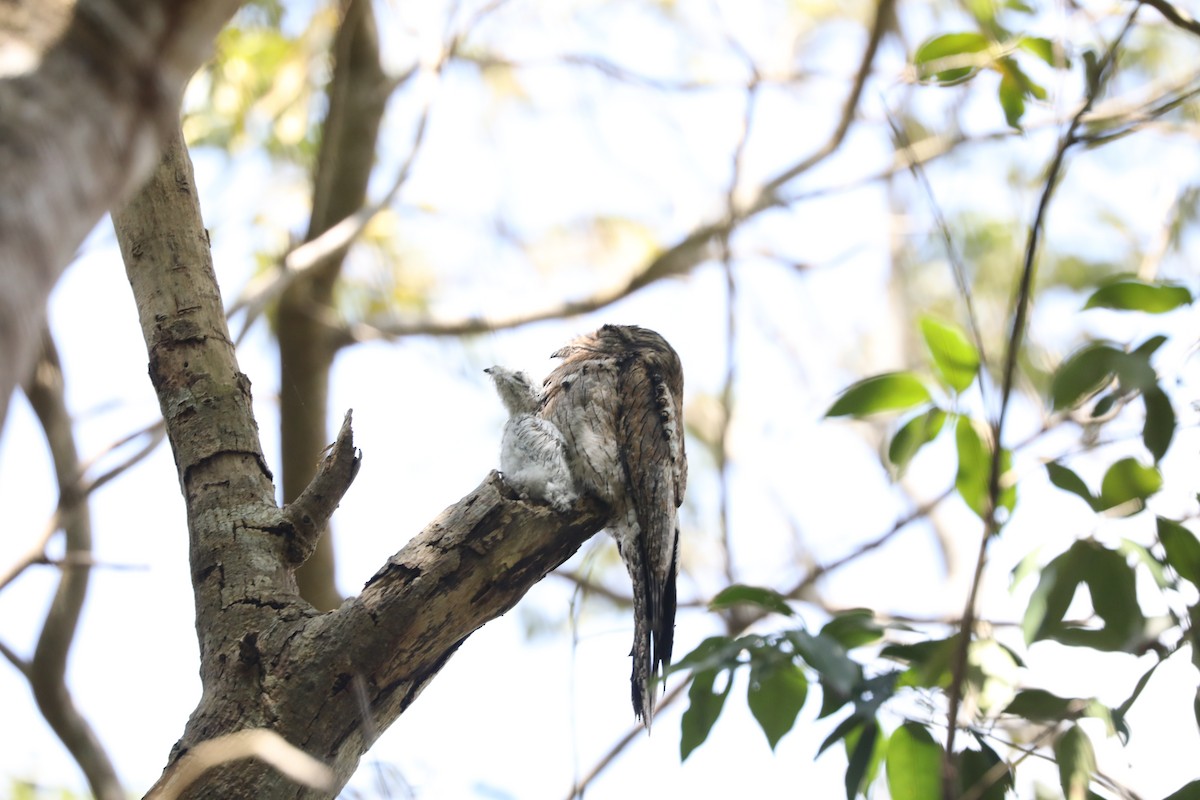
[
  {"x1": 1143, "y1": 386, "x2": 1176, "y2": 462},
  {"x1": 1098, "y1": 457, "x2": 1162, "y2": 513},
  {"x1": 671, "y1": 636, "x2": 744, "y2": 674},
  {"x1": 1164, "y1": 779, "x2": 1200, "y2": 800},
  {"x1": 709, "y1": 584, "x2": 794, "y2": 616},
  {"x1": 747, "y1": 660, "x2": 807, "y2": 750},
  {"x1": 788, "y1": 629, "x2": 861, "y2": 697},
  {"x1": 888, "y1": 408, "x2": 946, "y2": 475},
  {"x1": 1024, "y1": 540, "x2": 1146, "y2": 651},
  {"x1": 1019, "y1": 35, "x2": 1062, "y2": 67},
  {"x1": 827, "y1": 372, "x2": 932, "y2": 418},
  {"x1": 1158, "y1": 517, "x2": 1200, "y2": 586},
  {"x1": 1050, "y1": 343, "x2": 1122, "y2": 410},
  {"x1": 914, "y1": 32, "x2": 991, "y2": 84},
  {"x1": 958, "y1": 742, "x2": 1014, "y2": 799},
  {"x1": 1046, "y1": 461, "x2": 1099, "y2": 510},
  {"x1": 680, "y1": 667, "x2": 732, "y2": 761},
  {"x1": 998, "y1": 70, "x2": 1026, "y2": 128},
  {"x1": 822, "y1": 609, "x2": 885, "y2": 650},
  {"x1": 1055, "y1": 724, "x2": 1096, "y2": 800},
  {"x1": 886, "y1": 722, "x2": 942, "y2": 800},
  {"x1": 920, "y1": 316, "x2": 980, "y2": 392},
  {"x1": 1084, "y1": 280, "x2": 1193, "y2": 313},
  {"x1": 955, "y1": 417, "x2": 1015, "y2": 520},
  {"x1": 1004, "y1": 688, "x2": 1083, "y2": 721},
  {"x1": 882, "y1": 635, "x2": 959, "y2": 689},
  {"x1": 844, "y1": 721, "x2": 880, "y2": 800}
]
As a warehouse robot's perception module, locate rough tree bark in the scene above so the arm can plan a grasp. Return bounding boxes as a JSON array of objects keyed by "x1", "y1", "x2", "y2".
[
  {"x1": 0, "y1": 0, "x2": 243, "y2": 433},
  {"x1": 280, "y1": 0, "x2": 392, "y2": 611},
  {"x1": 113, "y1": 126, "x2": 607, "y2": 798}
]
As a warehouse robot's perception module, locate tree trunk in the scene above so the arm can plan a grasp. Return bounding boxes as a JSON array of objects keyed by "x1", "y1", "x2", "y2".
[
  {"x1": 279, "y1": 0, "x2": 392, "y2": 610},
  {"x1": 114, "y1": 125, "x2": 606, "y2": 799}
]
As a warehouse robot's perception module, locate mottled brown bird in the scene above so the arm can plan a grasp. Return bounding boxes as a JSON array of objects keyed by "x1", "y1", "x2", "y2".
[{"x1": 540, "y1": 324, "x2": 687, "y2": 729}]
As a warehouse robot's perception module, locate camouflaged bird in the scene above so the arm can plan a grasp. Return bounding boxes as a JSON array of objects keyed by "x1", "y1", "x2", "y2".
[
  {"x1": 485, "y1": 366, "x2": 578, "y2": 513},
  {"x1": 539, "y1": 324, "x2": 687, "y2": 729}
]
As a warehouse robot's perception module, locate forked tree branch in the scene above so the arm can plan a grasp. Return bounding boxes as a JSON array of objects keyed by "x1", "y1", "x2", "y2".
[{"x1": 115, "y1": 124, "x2": 609, "y2": 798}]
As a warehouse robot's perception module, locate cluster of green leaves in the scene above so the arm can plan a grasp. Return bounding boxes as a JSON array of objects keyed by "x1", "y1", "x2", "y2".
[
  {"x1": 673, "y1": 587, "x2": 1015, "y2": 799},
  {"x1": 912, "y1": 0, "x2": 1069, "y2": 128},
  {"x1": 828, "y1": 313, "x2": 1014, "y2": 521},
  {"x1": 183, "y1": 5, "x2": 334, "y2": 161},
  {"x1": 677, "y1": 277, "x2": 1197, "y2": 797}
]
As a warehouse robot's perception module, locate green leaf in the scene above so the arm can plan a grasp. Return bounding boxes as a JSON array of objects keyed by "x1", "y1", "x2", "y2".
[
  {"x1": 680, "y1": 667, "x2": 732, "y2": 761},
  {"x1": 671, "y1": 635, "x2": 745, "y2": 674},
  {"x1": 1050, "y1": 343, "x2": 1123, "y2": 410},
  {"x1": 1143, "y1": 386, "x2": 1176, "y2": 462},
  {"x1": 914, "y1": 32, "x2": 991, "y2": 84},
  {"x1": 709, "y1": 584, "x2": 794, "y2": 617},
  {"x1": 958, "y1": 742, "x2": 1014, "y2": 799},
  {"x1": 1055, "y1": 724, "x2": 1096, "y2": 800},
  {"x1": 1018, "y1": 35, "x2": 1060, "y2": 67},
  {"x1": 1134, "y1": 334, "x2": 1169, "y2": 359},
  {"x1": 1158, "y1": 517, "x2": 1200, "y2": 585},
  {"x1": 845, "y1": 720, "x2": 880, "y2": 800},
  {"x1": 886, "y1": 721, "x2": 943, "y2": 800},
  {"x1": 1164, "y1": 779, "x2": 1200, "y2": 800},
  {"x1": 882, "y1": 635, "x2": 960, "y2": 689},
  {"x1": 1024, "y1": 540, "x2": 1147, "y2": 651},
  {"x1": 955, "y1": 417, "x2": 1015, "y2": 520},
  {"x1": 998, "y1": 67, "x2": 1026, "y2": 128},
  {"x1": 1084, "y1": 280, "x2": 1193, "y2": 313},
  {"x1": 747, "y1": 660, "x2": 807, "y2": 750},
  {"x1": 821, "y1": 609, "x2": 885, "y2": 650},
  {"x1": 788, "y1": 629, "x2": 861, "y2": 697},
  {"x1": 1098, "y1": 457, "x2": 1162, "y2": 513},
  {"x1": 1046, "y1": 461, "x2": 1099, "y2": 510},
  {"x1": 1004, "y1": 688, "x2": 1082, "y2": 721},
  {"x1": 920, "y1": 316, "x2": 980, "y2": 392},
  {"x1": 827, "y1": 372, "x2": 932, "y2": 418},
  {"x1": 888, "y1": 408, "x2": 946, "y2": 474}
]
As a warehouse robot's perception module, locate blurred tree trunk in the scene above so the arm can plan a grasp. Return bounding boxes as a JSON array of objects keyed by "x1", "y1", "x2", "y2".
[
  {"x1": 0, "y1": 0, "x2": 242, "y2": 434},
  {"x1": 279, "y1": 0, "x2": 390, "y2": 610}
]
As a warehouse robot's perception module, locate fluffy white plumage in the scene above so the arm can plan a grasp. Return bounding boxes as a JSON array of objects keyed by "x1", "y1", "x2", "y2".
[{"x1": 485, "y1": 366, "x2": 577, "y2": 512}]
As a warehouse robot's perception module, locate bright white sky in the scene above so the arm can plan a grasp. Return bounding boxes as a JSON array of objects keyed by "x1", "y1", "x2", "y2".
[{"x1": 3, "y1": 1, "x2": 1200, "y2": 798}]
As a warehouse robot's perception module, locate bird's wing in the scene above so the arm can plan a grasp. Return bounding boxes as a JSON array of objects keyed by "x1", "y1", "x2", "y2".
[{"x1": 616, "y1": 351, "x2": 684, "y2": 680}]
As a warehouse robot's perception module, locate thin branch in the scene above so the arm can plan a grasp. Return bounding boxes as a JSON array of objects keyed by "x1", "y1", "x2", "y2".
[
  {"x1": 1141, "y1": 0, "x2": 1200, "y2": 36},
  {"x1": 18, "y1": 327, "x2": 124, "y2": 800},
  {"x1": 0, "y1": 419, "x2": 163, "y2": 593},
  {"x1": 748, "y1": 0, "x2": 895, "y2": 214},
  {"x1": 563, "y1": 680, "x2": 690, "y2": 800},
  {"x1": 885, "y1": 112, "x2": 991, "y2": 399},
  {"x1": 941, "y1": 8, "x2": 1141, "y2": 793}
]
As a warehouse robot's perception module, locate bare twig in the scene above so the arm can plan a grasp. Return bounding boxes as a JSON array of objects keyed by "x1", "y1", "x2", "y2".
[
  {"x1": 16, "y1": 328, "x2": 124, "y2": 800},
  {"x1": 0, "y1": 419, "x2": 163, "y2": 593},
  {"x1": 1141, "y1": 0, "x2": 1200, "y2": 36},
  {"x1": 941, "y1": 8, "x2": 1141, "y2": 794},
  {"x1": 563, "y1": 680, "x2": 689, "y2": 800},
  {"x1": 280, "y1": 409, "x2": 361, "y2": 564}
]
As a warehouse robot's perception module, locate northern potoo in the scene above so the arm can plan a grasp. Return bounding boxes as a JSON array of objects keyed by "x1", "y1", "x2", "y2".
[
  {"x1": 540, "y1": 324, "x2": 687, "y2": 729},
  {"x1": 485, "y1": 366, "x2": 578, "y2": 512}
]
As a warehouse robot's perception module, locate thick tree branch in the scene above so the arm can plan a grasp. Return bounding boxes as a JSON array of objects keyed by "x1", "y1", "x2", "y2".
[
  {"x1": 117, "y1": 124, "x2": 609, "y2": 798},
  {"x1": 0, "y1": 0, "x2": 242, "y2": 433}
]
